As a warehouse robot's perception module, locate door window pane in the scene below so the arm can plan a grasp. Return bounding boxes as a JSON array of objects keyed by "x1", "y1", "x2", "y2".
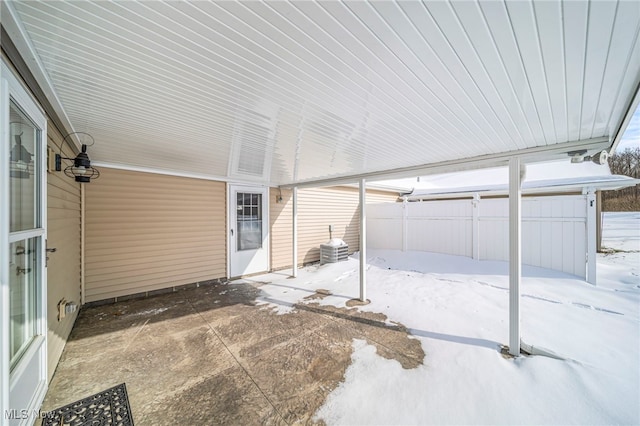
[
  {"x1": 237, "y1": 192, "x2": 262, "y2": 250},
  {"x1": 9, "y1": 238, "x2": 38, "y2": 370},
  {"x1": 9, "y1": 101, "x2": 40, "y2": 232}
]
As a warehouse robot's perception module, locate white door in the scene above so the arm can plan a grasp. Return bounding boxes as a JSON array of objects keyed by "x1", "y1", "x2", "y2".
[
  {"x1": 229, "y1": 185, "x2": 269, "y2": 277},
  {"x1": 2, "y1": 61, "x2": 48, "y2": 425}
]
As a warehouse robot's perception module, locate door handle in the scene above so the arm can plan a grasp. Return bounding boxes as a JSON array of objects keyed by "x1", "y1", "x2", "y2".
[
  {"x1": 46, "y1": 247, "x2": 57, "y2": 267},
  {"x1": 231, "y1": 229, "x2": 234, "y2": 236},
  {"x1": 16, "y1": 266, "x2": 31, "y2": 275}
]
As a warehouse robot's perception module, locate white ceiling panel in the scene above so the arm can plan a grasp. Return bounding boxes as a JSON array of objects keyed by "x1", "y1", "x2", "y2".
[
  {"x1": 504, "y1": 1, "x2": 557, "y2": 144},
  {"x1": 6, "y1": 0, "x2": 640, "y2": 186},
  {"x1": 531, "y1": 0, "x2": 567, "y2": 143},
  {"x1": 478, "y1": 0, "x2": 548, "y2": 145},
  {"x1": 579, "y1": 1, "x2": 618, "y2": 141}
]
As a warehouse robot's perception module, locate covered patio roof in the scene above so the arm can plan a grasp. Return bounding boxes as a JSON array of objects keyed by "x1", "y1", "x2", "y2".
[{"x1": 3, "y1": 0, "x2": 639, "y2": 187}]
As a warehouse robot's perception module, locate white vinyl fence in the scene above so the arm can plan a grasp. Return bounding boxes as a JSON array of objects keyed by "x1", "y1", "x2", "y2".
[{"x1": 367, "y1": 195, "x2": 593, "y2": 280}]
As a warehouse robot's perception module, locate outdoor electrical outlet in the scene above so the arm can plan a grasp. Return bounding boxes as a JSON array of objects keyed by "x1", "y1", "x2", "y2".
[
  {"x1": 65, "y1": 301, "x2": 78, "y2": 315},
  {"x1": 329, "y1": 225, "x2": 334, "y2": 232}
]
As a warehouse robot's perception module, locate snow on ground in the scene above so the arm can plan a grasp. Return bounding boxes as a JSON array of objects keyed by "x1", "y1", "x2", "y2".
[
  {"x1": 250, "y1": 213, "x2": 640, "y2": 424},
  {"x1": 602, "y1": 211, "x2": 640, "y2": 252}
]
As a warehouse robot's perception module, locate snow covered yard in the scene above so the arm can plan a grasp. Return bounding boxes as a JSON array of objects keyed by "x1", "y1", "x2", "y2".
[{"x1": 255, "y1": 212, "x2": 639, "y2": 425}]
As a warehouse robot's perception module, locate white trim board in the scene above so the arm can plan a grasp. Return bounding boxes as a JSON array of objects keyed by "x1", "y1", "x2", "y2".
[{"x1": 281, "y1": 138, "x2": 611, "y2": 190}]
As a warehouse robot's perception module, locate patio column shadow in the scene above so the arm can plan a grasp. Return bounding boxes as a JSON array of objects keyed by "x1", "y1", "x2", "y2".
[{"x1": 408, "y1": 329, "x2": 500, "y2": 351}]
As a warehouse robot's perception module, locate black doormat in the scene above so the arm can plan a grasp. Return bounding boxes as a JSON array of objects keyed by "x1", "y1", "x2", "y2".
[{"x1": 42, "y1": 383, "x2": 134, "y2": 426}]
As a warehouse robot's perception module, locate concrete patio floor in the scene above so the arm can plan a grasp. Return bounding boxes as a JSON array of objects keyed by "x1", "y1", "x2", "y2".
[{"x1": 42, "y1": 279, "x2": 424, "y2": 425}]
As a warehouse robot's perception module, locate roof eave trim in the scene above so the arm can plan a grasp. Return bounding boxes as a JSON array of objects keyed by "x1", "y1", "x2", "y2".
[{"x1": 280, "y1": 137, "x2": 610, "y2": 190}]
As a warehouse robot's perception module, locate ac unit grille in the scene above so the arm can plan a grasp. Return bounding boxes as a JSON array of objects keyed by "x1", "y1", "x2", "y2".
[{"x1": 319, "y1": 243, "x2": 349, "y2": 265}]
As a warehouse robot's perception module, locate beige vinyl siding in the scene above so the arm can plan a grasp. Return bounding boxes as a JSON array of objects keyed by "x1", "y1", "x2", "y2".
[
  {"x1": 270, "y1": 186, "x2": 398, "y2": 270},
  {"x1": 367, "y1": 189, "x2": 401, "y2": 204},
  {"x1": 85, "y1": 168, "x2": 226, "y2": 303},
  {"x1": 46, "y1": 120, "x2": 81, "y2": 381}
]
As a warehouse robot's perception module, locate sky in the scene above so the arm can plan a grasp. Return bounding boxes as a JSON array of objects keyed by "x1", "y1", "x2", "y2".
[{"x1": 618, "y1": 104, "x2": 640, "y2": 152}]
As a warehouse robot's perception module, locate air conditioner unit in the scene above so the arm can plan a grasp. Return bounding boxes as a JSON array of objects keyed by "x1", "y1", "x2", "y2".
[{"x1": 320, "y1": 239, "x2": 349, "y2": 265}]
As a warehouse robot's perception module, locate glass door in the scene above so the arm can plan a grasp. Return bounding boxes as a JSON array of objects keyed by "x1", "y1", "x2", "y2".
[
  {"x1": 9, "y1": 103, "x2": 41, "y2": 371},
  {"x1": 229, "y1": 185, "x2": 269, "y2": 277},
  {"x1": 236, "y1": 192, "x2": 263, "y2": 251},
  {"x1": 2, "y1": 61, "x2": 48, "y2": 425}
]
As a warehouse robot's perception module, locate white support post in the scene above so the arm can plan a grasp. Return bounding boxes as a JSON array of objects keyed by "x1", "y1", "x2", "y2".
[
  {"x1": 586, "y1": 188, "x2": 597, "y2": 285},
  {"x1": 359, "y1": 178, "x2": 367, "y2": 302},
  {"x1": 508, "y1": 157, "x2": 522, "y2": 357},
  {"x1": 292, "y1": 187, "x2": 298, "y2": 278},
  {"x1": 596, "y1": 191, "x2": 603, "y2": 252},
  {"x1": 402, "y1": 197, "x2": 408, "y2": 252},
  {"x1": 472, "y1": 193, "x2": 480, "y2": 260}
]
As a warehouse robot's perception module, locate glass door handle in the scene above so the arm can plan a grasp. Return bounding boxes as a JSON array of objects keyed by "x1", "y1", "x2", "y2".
[{"x1": 16, "y1": 266, "x2": 31, "y2": 275}]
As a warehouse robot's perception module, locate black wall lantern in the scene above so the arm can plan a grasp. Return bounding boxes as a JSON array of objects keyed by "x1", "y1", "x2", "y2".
[{"x1": 55, "y1": 132, "x2": 100, "y2": 183}]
